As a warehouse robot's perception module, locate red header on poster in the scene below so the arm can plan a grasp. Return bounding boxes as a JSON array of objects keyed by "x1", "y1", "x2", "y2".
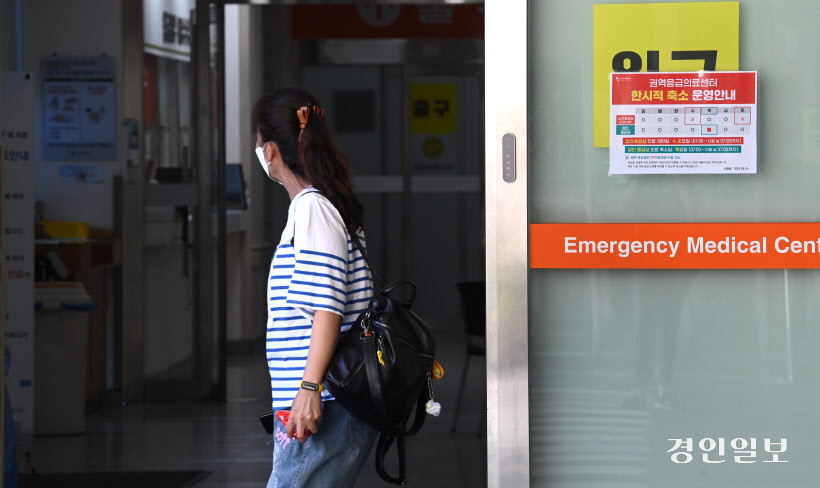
[
  {"x1": 531, "y1": 223, "x2": 820, "y2": 269},
  {"x1": 611, "y1": 72, "x2": 756, "y2": 105},
  {"x1": 292, "y1": 6, "x2": 484, "y2": 39}
]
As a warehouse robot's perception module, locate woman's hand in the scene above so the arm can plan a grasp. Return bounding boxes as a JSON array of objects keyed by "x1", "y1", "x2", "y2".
[
  {"x1": 287, "y1": 388, "x2": 323, "y2": 443},
  {"x1": 286, "y1": 310, "x2": 341, "y2": 443},
  {"x1": 285, "y1": 311, "x2": 341, "y2": 443}
]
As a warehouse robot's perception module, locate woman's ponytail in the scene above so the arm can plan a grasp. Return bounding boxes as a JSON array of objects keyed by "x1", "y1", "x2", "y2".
[{"x1": 297, "y1": 102, "x2": 364, "y2": 237}]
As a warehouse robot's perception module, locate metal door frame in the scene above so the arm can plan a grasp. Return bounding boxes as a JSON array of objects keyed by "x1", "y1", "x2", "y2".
[{"x1": 485, "y1": 0, "x2": 529, "y2": 487}]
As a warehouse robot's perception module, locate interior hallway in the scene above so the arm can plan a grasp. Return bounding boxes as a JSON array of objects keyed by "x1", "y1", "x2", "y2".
[{"x1": 22, "y1": 327, "x2": 487, "y2": 487}]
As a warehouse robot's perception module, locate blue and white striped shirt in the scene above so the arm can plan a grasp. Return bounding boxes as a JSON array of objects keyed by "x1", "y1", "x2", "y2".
[{"x1": 266, "y1": 188, "x2": 373, "y2": 409}]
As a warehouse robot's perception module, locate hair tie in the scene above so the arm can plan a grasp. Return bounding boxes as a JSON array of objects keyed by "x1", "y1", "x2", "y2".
[{"x1": 296, "y1": 105, "x2": 324, "y2": 140}]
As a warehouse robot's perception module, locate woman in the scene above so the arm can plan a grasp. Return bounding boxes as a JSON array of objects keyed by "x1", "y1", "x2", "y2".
[{"x1": 253, "y1": 87, "x2": 377, "y2": 487}]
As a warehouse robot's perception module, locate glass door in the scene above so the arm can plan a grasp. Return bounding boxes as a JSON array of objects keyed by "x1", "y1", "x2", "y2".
[{"x1": 487, "y1": 1, "x2": 820, "y2": 486}]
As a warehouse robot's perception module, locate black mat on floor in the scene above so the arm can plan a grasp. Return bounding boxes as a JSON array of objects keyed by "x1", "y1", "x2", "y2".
[{"x1": 19, "y1": 471, "x2": 209, "y2": 488}]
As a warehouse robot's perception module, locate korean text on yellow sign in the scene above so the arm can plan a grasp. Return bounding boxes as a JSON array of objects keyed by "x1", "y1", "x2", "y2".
[
  {"x1": 593, "y1": 2, "x2": 739, "y2": 147},
  {"x1": 409, "y1": 83, "x2": 457, "y2": 134}
]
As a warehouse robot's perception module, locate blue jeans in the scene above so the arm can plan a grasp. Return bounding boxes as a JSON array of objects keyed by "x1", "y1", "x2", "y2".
[{"x1": 267, "y1": 400, "x2": 377, "y2": 488}]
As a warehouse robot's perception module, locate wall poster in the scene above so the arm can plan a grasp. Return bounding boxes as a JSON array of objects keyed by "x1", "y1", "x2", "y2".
[
  {"x1": 42, "y1": 57, "x2": 116, "y2": 161},
  {"x1": 610, "y1": 71, "x2": 757, "y2": 175},
  {"x1": 409, "y1": 80, "x2": 459, "y2": 172}
]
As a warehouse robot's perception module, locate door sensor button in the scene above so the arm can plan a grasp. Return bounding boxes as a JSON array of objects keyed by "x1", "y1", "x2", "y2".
[{"x1": 502, "y1": 133, "x2": 516, "y2": 183}]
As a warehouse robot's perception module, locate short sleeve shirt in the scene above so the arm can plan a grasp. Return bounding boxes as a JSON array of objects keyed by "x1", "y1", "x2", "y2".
[{"x1": 266, "y1": 188, "x2": 373, "y2": 409}]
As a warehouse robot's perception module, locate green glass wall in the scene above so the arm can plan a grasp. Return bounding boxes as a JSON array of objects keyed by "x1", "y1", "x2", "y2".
[{"x1": 529, "y1": 1, "x2": 820, "y2": 486}]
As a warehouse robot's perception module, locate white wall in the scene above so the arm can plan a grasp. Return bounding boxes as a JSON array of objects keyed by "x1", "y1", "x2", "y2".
[
  {"x1": 225, "y1": 6, "x2": 241, "y2": 165},
  {"x1": 26, "y1": 0, "x2": 123, "y2": 229}
]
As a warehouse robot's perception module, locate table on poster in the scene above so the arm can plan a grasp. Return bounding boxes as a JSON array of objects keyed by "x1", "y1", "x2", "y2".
[{"x1": 609, "y1": 71, "x2": 757, "y2": 175}]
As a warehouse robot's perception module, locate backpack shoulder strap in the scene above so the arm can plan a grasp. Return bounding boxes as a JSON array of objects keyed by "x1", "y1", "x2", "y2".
[
  {"x1": 361, "y1": 331, "x2": 395, "y2": 430},
  {"x1": 350, "y1": 233, "x2": 384, "y2": 291},
  {"x1": 375, "y1": 434, "x2": 408, "y2": 485},
  {"x1": 289, "y1": 189, "x2": 322, "y2": 247},
  {"x1": 371, "y1": 383, "x2": 428, "y2": 484}
]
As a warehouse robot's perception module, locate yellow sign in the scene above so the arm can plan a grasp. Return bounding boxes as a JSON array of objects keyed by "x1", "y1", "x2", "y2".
[
  {"x1": 593, "y1": 2, "x2": 739, "y2": 147},
  {"x1": 409, "y1": 83, "x2": 457, "y2": 134}
]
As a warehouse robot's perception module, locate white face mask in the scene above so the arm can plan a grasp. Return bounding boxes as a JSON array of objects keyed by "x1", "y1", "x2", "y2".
[{"x1": 255, "y1": 145, "x2": 283, "y2": 185}]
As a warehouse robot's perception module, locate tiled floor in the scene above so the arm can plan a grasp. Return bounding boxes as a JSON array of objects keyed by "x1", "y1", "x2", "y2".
[{"x1": 21, "y1": 328, "x2": 487, "y2": 487}]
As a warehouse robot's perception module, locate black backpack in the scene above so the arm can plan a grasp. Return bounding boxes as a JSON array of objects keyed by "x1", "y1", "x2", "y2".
[{"x1": 324, "y1": 236, "x2": 437, "y2": 485}]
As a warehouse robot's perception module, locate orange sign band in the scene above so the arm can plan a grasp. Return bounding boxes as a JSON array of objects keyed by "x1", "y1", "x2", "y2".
[{"x1": 531, "y1": 223, "x2": 820, "y2": 269}]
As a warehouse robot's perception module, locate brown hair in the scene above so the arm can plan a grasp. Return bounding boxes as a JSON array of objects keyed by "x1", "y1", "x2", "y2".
[{"x1": 252, "y1": 87, "x2": 364, "y2": 236}]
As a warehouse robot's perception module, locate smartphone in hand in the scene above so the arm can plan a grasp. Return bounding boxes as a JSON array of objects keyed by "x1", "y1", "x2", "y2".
[{"x1": 259, "y1": 411, "x2": 275, "y2": 435}]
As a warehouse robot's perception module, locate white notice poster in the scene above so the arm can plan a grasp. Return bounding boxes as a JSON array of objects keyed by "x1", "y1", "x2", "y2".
[
  {"x1": 42, "y1": 57, "x2": 117, "y2": 160},
  {"x1": 610, "y1": 71, "x2": 757, "y2": 175}
]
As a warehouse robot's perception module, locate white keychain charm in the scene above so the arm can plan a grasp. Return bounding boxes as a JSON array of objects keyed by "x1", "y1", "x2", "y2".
[{"x1": 425, "y1": 399, "x2": 442, "y2": 416}]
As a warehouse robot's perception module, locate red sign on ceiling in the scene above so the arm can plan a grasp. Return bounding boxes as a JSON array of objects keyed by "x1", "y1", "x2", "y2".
[{"x1": 291, "y1": 5, "x2": 484, "y2": 39}]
